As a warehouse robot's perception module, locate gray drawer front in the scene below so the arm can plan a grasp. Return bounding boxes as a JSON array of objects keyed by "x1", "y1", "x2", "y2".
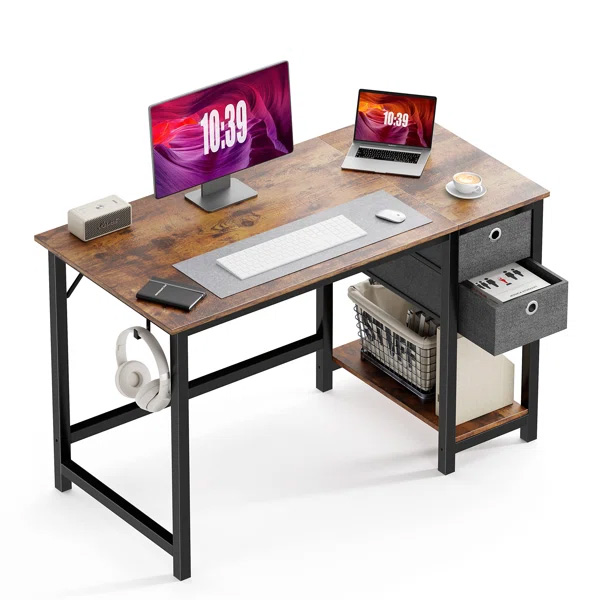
[
  {"x1": 413, "y1": 210, "x2": 533, "y2": 282},
  {"x1": 367, "y1": 254, "x2": 441, "y2": 316},
  {"x1": 458, "y1": 260, "x2": 568, "y2": 355},
  {"x1": 458, "y1": 211, "x2": 532, "y2": 281}
]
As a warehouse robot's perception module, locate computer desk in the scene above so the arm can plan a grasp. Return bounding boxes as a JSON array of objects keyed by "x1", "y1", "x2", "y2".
[{"x1": 35, "y1": 124, "x2": 550, "y2": 580}]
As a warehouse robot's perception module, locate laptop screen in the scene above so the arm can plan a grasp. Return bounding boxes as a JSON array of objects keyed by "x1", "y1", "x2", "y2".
[{"x1": 353, "y1": 90, "x2": 436, "y2": 149}]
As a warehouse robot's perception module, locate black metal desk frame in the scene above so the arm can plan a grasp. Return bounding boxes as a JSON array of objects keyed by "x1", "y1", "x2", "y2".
[{"x1": 47, "y1": 200, "x2": 542, "y2": 580}]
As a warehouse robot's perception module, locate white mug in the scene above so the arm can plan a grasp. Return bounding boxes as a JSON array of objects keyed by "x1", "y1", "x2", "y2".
[{"x1": 453, "y1": 172, "x2": 483, "y2": 195}]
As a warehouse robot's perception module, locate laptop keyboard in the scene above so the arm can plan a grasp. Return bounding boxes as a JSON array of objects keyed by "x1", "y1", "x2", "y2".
[{"x1": 356, "y1": 147, "x2": 420, "y2": 164}]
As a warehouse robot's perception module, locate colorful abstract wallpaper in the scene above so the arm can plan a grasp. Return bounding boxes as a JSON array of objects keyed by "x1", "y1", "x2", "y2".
[
  {"x1": 150, "y1": 62, "x2": 293, "y2": 198},
  {"x1": 354, "y1": 92, "x2": 436, "y2": 148}
]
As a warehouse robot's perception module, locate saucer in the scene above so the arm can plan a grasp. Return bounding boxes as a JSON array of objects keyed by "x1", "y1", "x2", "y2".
[{"x1": 446, "y1": 180, "x2": 487, "y2": 200}]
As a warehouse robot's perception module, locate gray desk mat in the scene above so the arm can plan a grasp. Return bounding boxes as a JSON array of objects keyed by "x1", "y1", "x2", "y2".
[{"x1": 174, "y1": 191, "x2": 431, "y2": 298}]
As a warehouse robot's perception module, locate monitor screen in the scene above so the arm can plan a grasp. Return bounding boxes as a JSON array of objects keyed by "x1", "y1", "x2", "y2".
[
  {"x1": 150, "y1": 62, "x2": 293, "y2": 199},
  {"x1": 353, "y1": 90, "x2": 436, "y2": 149}
]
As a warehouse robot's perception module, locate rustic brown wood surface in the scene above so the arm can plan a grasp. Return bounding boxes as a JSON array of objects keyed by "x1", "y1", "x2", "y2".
[
  {"x1": 35, "y1": 125, "x2": 548, "y2": 335},
  {"x1": 321, "y1": 124, "x2": 549, "y2": 228},
  {"x1": 332, "y1": 340, "x2": 528, "y2": 442}
]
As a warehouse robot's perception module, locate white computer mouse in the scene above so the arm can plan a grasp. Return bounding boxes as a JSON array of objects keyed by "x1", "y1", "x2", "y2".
[{"x1": 376, "y1": 209, "x2": 406, "y2": 224}]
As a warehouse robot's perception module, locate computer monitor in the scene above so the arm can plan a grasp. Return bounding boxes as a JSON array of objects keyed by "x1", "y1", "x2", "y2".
[{"x1": 149, "y1": 62, "x2": 293, "y2": 212}]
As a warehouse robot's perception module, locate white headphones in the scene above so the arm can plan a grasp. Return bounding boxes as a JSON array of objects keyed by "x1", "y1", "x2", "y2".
[{"x1": 115, "y1": 327, "x2": 171, "y2": 412}]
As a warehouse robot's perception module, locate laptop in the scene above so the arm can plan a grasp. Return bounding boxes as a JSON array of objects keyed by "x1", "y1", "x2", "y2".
[{"x1": 341, "y1": 90, "x2": 437, "y2": 177}]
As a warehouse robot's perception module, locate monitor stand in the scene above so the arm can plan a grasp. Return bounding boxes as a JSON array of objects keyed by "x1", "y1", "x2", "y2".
[{"x1": 185, "y1": 175, "x2": 257, "y2": 212}]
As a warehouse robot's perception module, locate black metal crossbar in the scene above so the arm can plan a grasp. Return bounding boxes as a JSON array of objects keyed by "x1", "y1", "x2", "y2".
[
  {"x1": 189, "y1": 333, "x2": 322, "y2": 398},
  {"x1": 61, "y1": 459, "x2": 174, "y2": 554},
  {"x1": 456, "y1": 415, "x2": 529, "y2": 453},
  {"x1": 71, "y1": 402, "x2": 146, "y2": 443}
]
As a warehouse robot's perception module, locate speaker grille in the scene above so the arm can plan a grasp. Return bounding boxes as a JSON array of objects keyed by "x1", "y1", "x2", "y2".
[{"x1": 84, "y1": 207, "x2": 131, "y2": 240}]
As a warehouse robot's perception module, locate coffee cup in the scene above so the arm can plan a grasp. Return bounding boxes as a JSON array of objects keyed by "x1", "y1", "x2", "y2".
[{"x1": 453, "y1": 172, "x2": 483, "y2": 195}]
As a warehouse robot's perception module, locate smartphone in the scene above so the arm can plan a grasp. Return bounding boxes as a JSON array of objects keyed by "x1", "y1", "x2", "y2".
[{"x1": 137, "y1": 277, "x2": 206, "y2": 311}]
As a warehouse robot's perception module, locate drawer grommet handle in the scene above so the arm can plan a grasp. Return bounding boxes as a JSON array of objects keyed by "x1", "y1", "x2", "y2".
[
  {"x1": 489, "y1": 227, "x2": 502, "y2": 242},
  {"x1": 526, "y1": 300, "x2": 538, "y2": 316}
]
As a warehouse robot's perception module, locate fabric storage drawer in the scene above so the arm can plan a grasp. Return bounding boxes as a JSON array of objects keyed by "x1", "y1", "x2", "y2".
[
  {"x1": 411, "y1": 210, "x2": 533, "y2": 282},
  {"x1": 458, "y1": 259, "x2": 568, "y2": 355}
]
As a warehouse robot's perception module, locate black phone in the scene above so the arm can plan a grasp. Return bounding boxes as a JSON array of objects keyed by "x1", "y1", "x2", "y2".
[{"x1": 136, "y1": 277, "x2": 206, "y2": 311}]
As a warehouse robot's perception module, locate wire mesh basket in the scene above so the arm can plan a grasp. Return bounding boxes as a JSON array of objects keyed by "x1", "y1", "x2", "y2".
[{"x1": 348, "y1": 281, "x2": 437, "y2": 401}]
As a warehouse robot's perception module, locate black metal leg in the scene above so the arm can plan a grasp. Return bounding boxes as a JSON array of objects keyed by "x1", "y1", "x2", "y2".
[
  {"x1": 48, "y1": 252, "x2": 72, "y2": 492},
  {"x1": 316, "y1": 284, "x2": 333, "y2": 392},
  {"x1": 520, "y1": 341, "x2": 539, "y2": 442},
  {"x1": 170, "y1": 333, "x2": 191, "y2": 580},
  {"x1": 438, "y1": 233, "x2": 459, "y2": 475},
  {"x1": 521, "y1": 200, "x2": 543, "y2": 442}
]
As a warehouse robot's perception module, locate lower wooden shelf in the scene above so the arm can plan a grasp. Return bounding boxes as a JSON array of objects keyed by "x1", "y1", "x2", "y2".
[{"x1": 333, "y1": 340, "x2": 527, "y2": 443}]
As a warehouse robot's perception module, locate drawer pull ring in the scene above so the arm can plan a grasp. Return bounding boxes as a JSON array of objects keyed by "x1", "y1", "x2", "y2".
[
  {"x1": 489, "y1": 227, "x2": 502, "y2": 242},
  {"x1": 526, "y1": 300, "x2": 538, "y2": 315}
]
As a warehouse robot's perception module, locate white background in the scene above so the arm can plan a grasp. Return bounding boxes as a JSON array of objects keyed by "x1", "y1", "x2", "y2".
[{"x1": 2, "y1": 1, "x2": 598, "y2": 598}]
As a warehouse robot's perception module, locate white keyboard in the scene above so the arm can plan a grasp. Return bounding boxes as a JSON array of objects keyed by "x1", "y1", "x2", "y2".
[{"x1": 217, "y1": 215, "x2": 367, "y2": 280}]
